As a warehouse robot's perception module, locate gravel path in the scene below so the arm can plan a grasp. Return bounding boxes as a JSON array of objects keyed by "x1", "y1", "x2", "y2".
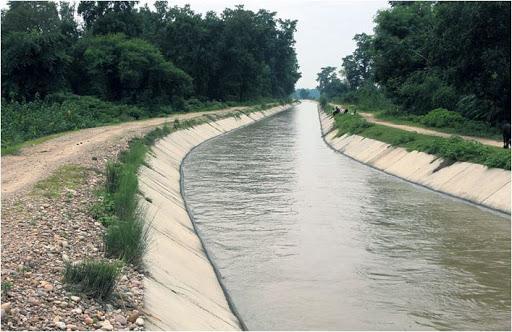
[{"x1": 1, "y1": 107, "x2": 246, "y2": 331}]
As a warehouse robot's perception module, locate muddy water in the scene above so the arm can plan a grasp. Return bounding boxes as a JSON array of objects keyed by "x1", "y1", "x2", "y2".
[{"x1": 182, "y1": 102, "x2": 510, "y2": 330}]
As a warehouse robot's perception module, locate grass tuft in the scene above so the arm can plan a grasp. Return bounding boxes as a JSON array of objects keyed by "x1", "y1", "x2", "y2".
[{"x1": 62, "y1": 259, "x2": 122, "y2": 299}]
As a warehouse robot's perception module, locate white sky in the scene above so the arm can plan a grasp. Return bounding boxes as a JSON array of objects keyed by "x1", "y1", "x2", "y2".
[{"x1": 1, "y1": 0, "x2": 390, "y2": 89}]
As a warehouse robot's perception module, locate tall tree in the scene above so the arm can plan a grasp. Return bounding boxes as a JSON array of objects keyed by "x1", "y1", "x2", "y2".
[{"x1": 342, "y1": 33, "x2": 373, "y2": 90}]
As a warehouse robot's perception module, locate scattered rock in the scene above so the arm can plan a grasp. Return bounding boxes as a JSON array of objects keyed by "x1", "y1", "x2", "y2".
[
  {"x1": 70, "y1": 296, "x2": 80, "y2": 303},
  {"x1": 114, "y1": 314, "x2": 128, "y2": 325},
  {"x1": 84, "y1": 317, "x2": 94, "y2": 325},
  {"x1": 127, "y1": 310, "x2": 139, "y2": 323},
  {"x1": 55, "y1": 321, "x2": 66, "y2": 330},
  {"x1": 66, "y1": 324, "x2": 78, "y2": 330},
  {"x1": 135, "y1": 317, "x2": 144, "y2": 326},
  {"x1": 1, "y1": 303, "x2": 11, "y2": 313},
  {"x1": 0, "y1": 309, "x2": 6, "y2": 321},
  {"x1": 100, "y1": 319, "x2": 114, "y2": 331}
]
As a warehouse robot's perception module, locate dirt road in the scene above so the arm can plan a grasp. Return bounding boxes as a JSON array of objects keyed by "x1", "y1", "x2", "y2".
[
  {"x1": 1, "y1": 107, "x2": 246, "y2": 199},
  {"x1": 331, "y1": 104, "x2": 503, "y2": 148}
]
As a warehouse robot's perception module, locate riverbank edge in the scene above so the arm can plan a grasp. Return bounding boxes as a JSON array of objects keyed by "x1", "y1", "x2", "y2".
[
  {"x1": 317, "y1": 104, "x2": 511, "y2": 215},
  {"x1": 138, "y1": 102, "x2": 299, "y2": 330}
]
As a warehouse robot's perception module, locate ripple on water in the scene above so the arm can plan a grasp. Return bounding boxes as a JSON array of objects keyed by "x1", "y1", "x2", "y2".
[{"x1": 183, "y1": 102, "x2": 511, "y2": 331}]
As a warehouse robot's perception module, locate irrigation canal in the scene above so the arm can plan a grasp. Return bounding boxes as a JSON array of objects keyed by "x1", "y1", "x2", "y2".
[{"x1": 182, "y1": 101, "x2": 510, "y2": 330}]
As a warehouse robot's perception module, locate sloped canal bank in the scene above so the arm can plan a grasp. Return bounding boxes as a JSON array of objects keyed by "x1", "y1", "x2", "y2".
[{"x1": 182, "y1": 101, "x2": 510, "y2": 330}]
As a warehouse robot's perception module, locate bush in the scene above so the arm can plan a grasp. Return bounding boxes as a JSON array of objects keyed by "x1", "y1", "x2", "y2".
[
  {"x1": 62, "y1": 259, "x2": 122, "y2": 299},
  {"x1": 334, "y1": 114, "x2": 375, "y2": 136},
  {"x1": 318, "y1": 94, "x2": 329, "y2": 110},
  {"x1": 392, "y1": 132, "x2": 417, "y2": 145},
  {"x1": 421, "y1": 108, "x2": 465, "y2": 128}
]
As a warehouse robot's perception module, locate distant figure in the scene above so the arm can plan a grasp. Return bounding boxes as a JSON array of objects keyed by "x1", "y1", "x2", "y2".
[
  {"x1": 332, "y1": 106, "x2": 340, "y2": 116},
  {"x1": 503, "y1": 123, "x2": 511, "y2": 149},
  {"x1": 343, "y1": 108, "x2": 349, "y2": 114},
  {"x1": 353, "y1": 109, "x2": 357, "y2": 115}
]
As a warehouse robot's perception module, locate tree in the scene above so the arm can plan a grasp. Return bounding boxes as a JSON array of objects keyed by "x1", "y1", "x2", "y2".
[
  {"x1": 342, "y1": 33, "x2": 373, "y2": 90},
  {"x1": 77, "y1": 1, "x2": 142, "y2": 37},
  {"x1": 1, "y1": 1, "x2": 72, "y2": 101},
  {"x1": 316, "y1": 66, "x2": 348, "y2": 98},
  {"x1": 72, "y1": 34, "x2": 193, "y2": 107}
]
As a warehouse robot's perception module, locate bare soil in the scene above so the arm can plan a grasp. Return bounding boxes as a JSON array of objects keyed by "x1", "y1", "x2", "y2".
[{"x1": 1, "y1": 107, "x2": 246, "y2": 200}]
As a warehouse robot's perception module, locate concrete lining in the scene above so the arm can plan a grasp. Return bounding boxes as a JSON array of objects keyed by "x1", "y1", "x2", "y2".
[
  {"x1": 319, "y1": 107, "x2": 511, "y2": 214},
  {"x1": 138, "y1": 103, "x2": 298, "y2": 330}
]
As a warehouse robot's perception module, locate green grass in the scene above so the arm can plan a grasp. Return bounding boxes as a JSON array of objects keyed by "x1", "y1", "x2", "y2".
[
  {"x1": 2, "y1": 281, "x2": 13, "y2": 298},
  {"x1": 32, "y1": 165, "x2": 87, "y2": 198},
  {"x1": 62, "y1": 259, "x2": 122, "y2": 300},
  {"x1": 323, "y1": 104, "x2": 510, "y2": 170}
]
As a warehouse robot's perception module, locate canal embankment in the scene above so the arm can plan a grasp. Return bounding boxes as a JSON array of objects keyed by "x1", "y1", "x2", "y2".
[
  {"x1": 137, "y1": 103, "x2": 298, "y2": 330},
  {"x1": 318, "y1": 105, "x2": 511, "y2": 214}
]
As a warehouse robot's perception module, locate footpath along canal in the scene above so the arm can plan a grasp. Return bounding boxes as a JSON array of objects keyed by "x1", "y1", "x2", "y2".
[{"x1": 182, "y1": 101, "x2": 510, "y2": 330}]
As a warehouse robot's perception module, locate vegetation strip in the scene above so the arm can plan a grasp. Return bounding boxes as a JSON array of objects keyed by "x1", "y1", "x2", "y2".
[{"x1": 321, "y1": 104, "x2": 510, "y2": 170}]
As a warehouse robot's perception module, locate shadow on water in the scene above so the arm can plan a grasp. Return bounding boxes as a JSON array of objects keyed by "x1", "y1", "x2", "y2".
[{"x1": 183, "y1": 101, "x2": 510, "y2": 331}]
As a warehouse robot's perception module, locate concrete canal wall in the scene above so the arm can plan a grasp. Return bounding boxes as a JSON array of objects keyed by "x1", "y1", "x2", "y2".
[
  {"x1": 138, "y1": 103, "x2": 298, "y2": 330},
  {"x1": 318, "y1": 107, "x2": 511, "y2": 215}
]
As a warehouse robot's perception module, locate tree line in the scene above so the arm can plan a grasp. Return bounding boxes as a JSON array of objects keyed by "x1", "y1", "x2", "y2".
[
  {"x1": 2, "y1": 1, "x2": 301, "y2": 107},
  {"x1": 317, "y1": 1, "x2": 510, "y2": 125}
]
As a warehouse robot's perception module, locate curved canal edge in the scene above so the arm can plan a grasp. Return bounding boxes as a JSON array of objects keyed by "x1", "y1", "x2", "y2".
[
  {"x1": 137, "y1": 103, "x2": 299, "y2": 330},
  {"x1": 317, "y1": 103, "x2": 511, "y2": 215}
]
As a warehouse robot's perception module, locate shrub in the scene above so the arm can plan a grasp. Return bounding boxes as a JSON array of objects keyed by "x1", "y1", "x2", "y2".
[
  {"x1": 318, "y1": 94, "x2": 329, "y2": 109},
  {"x1": 421, "y1": 108, "x2": 465, "y2": 128},
  {"x1": 392, "y1": 132, "x2": 417, "y2": 145},
  {"x1": 62, "y1": 259, "x2": 122, "y2": 299}
]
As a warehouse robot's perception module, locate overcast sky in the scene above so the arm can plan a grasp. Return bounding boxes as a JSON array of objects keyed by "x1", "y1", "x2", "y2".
[
  {"x1": 1, "y1": 0, "x2": 390, "y2": 89},
  {"x1": 163, "y1": 0, "x2": 390, "y2": 89}
]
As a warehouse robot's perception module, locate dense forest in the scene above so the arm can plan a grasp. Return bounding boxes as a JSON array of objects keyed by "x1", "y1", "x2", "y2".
[
  {"x1": 317, "y1": 1, "x2": 511, "y2": 126},
  {"x1": 292, "y1": 88, "x2": 320, "y2": 100},
  {"x1": 1, "y1": 1, "x2": 300, "y2": 150}
]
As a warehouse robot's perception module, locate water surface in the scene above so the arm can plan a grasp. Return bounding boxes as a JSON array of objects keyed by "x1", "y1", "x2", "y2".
[{"x1": 182, "y1": 102, "x2": 510, "y2": 330}]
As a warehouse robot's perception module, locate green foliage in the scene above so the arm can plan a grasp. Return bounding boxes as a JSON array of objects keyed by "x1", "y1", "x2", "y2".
[
  {"x1": 62, "y1": 259, "x2": 122, "y2": 299},
  {"x1": 410, "y1": 136, "x2": 511, "y2": 170},
  {"x1": 336, "y1": 83, "x2": 395, "y2": 112},
  {"x1": 379, "y1": 108, "x2": 501, "y2": 140},
  {"x1": 2, "y1": 281, "x2": 13, "y2": 298},
  {"x1": 334, "y1": 2, "x2": 510, "y2": 125},
  {"x1": 2, "y1": 2, "x2": 299, "y2": 110},
  {"x1": 318, "y1": 95, "x2": 329, "y2": 109},
  {"x1": 332, "y1": 113, "x2": 375, "y2": 136},
  {"x1": 316, "y1": 66, "x2": 348, "y2": 98},
  {"x1": 325, "y1": 103, "x2": 510, "y2": 170},
  {"x1": 421, "y1": 108, "x2": 465, "y2": 128},
  {"x1": 391, "y1": 132, "x2": 416, "y2": 146},
  {"x1": 1, "y1": 94, "x2": 150, "y2": 152},
  {"x1": 73, "y1": 33, "x2": 193, "y2": 107},
  {"x1": 342, "y1": 33, "x2": 373, "y2": 90}
]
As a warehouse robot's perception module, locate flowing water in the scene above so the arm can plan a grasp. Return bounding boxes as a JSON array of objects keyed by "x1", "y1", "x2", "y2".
[{"x1": 182, "y1": 102, "x2": 510, "y2": 330}]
